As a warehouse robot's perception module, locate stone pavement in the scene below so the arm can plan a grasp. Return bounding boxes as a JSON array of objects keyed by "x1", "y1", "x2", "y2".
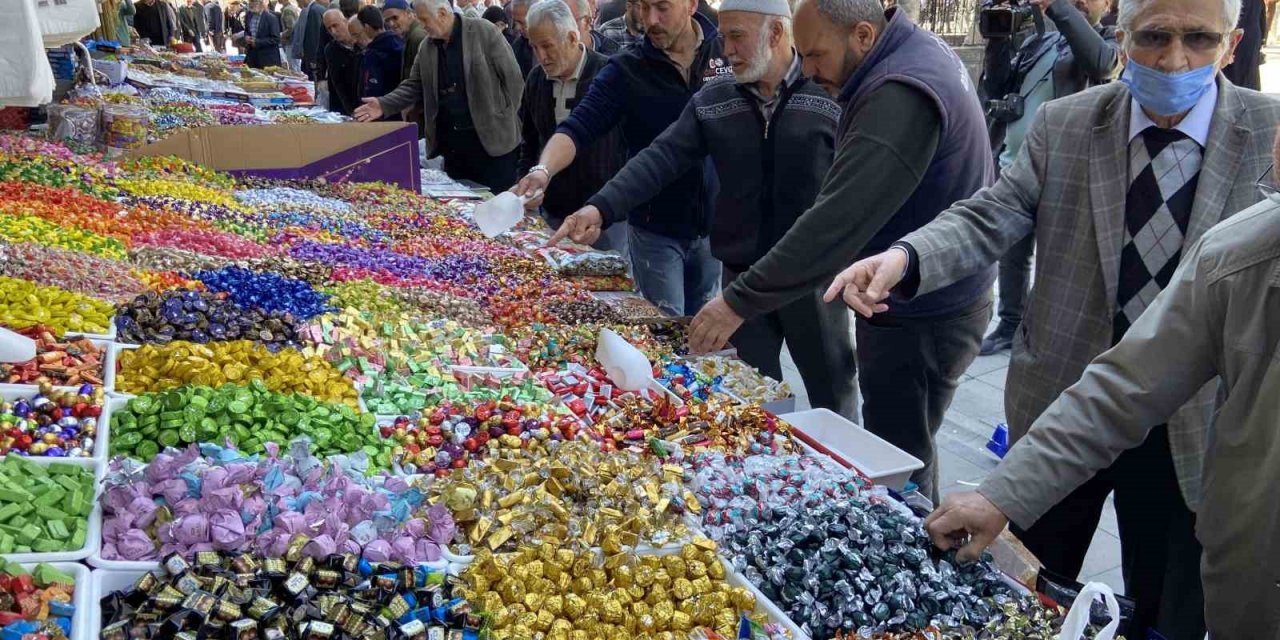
[{"x1": 775, "y1": 310, "x2": 1127, "y2": 595}]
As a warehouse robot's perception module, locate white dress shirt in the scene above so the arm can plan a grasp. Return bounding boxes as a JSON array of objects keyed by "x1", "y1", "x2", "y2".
[{"x1": 1128, "y1": 78, "x2": 1219, "y2": 147}]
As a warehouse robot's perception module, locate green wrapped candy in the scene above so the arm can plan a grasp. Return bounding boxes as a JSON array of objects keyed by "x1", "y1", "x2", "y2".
[
  {"x1": 0, "y1": 458, "x2": 94, "y2": 554},
  {"x1": 111, "y1": 381, "x2": 384, "y2": 466}
]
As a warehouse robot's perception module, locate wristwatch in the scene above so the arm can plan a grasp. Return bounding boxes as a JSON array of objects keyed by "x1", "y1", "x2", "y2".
[{"x1": 528, "y1": 165, "x2": 550, "y2": 179}]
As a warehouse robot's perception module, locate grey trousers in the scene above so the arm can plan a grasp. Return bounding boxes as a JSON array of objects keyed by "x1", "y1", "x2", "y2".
[
  {"x1": 855, "y1": 295, "x2": 992, "y2": 503},
  {"x1": 722, "y1": 269, "x2": 858, "y2": 421}
]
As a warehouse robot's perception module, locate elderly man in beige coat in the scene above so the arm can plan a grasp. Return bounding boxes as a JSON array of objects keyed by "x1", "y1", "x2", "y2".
[
  {"x1": 822, "y1": 0, "x2": 1280, "y2": 636},
  {"x1": 352, "y1": 0, "x2": 523, "y2": 191},
  {"x1": 925, "y1": 139, "x2": 1280, "y2": 637}
]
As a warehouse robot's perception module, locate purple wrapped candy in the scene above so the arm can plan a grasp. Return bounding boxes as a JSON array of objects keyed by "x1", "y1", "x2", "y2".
[{"x1": 99, "y1": 443, "x2": 451, "y2": 563}]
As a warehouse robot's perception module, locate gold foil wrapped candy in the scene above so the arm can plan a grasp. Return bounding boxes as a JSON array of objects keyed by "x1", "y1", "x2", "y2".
[
  {"x1": 464, "y1": 542, "x2": 769, "y2": 639},
  {"x1": 430, "y1": 440, "x2": 692, "y2": 552}
]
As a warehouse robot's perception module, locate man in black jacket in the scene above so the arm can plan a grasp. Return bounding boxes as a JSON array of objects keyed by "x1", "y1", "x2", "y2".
[
  {"x1": 134, "y1": 0, "x2": 171, "y2": 45},
  {"x1": 978, "y1": 0, "x2": 1120, "y2": 355},
  {"x1": 351, "y1": 6, "x2": 404, "y2": 103},
  {"x1": 514, "y1": 0, "x2": 728, "y2": 316},
  {"x1": 179, "y1": 0, "x2": 208, "y2": 50},
  {"x1": 323, "y1": 8, "x2": 360, "y2": 115},
  {"x1": 553, "y1": 0, "x2": 856, "y2": 418},
  {"x1": 240, "y1": 0, "x2": 283, "y2": 67},
  {"x1": 205, "y1": 0, "x2": 226, "y2": 51},
  {"x1": 519, "y1": 0, "x2": 628, "y2": 253},
  {"x1": 509, "y1": 0, "x2": 540, "y2": 78}
]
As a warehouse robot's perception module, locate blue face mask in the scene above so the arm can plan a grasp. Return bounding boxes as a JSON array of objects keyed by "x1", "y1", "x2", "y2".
[{"x1": 1120, "y1": 59, "x2": 1218, "y2": 117}]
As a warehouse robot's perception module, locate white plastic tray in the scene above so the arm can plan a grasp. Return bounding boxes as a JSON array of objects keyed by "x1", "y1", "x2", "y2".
[
  {"x1": 781, "y1": 408, "x2": 924, "y2": 491},
  {"x1": 0, "y1": 457, "x2": 102, "y2": 563},
  {"x1": 13, "y1": 562, "x2": 92, "y2": 640},
  {"x1": 0, "y1": 387, "x2": 112, "y2": 462},
  {"x1": 0, "y1": 338, "x2": 117, "y2": 393}
]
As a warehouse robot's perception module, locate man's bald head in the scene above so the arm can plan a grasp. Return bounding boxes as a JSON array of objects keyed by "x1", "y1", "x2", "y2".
[
  {"x1": 348, "y1": 13, "x2": 371, "y2": 45},
  {"x1": 324, "y1": 8, "x2": 354, "y2": 43}
]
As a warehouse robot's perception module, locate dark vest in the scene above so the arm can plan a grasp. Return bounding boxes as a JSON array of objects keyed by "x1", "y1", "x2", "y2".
[{"x1": 840, "y1": 8, "x2": 996, "y2": 317}]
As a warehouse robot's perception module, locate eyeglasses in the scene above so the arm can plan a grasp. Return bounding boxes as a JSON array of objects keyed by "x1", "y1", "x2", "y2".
[
  {"x1": 1258, "y1": 162, "x2": 1279, "y2": 200},
  {"x1": 1128, "y1": 29, "x2": 1227, "y2": 51}
]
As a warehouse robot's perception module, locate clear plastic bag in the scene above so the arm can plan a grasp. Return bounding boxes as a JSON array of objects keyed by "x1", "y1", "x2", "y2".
[{"x1": 46, "y1": 103, "x2": 101, "y2": 148}]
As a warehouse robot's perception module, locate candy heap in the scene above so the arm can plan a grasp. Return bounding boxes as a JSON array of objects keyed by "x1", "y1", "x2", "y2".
[
  {"x1": 100, "y1": 443, "x2": 451, "y2": 562},
  {"x1": 0, "y1": 561, "x2": 76, "y2": 640},
  {"x1": 0, "y1": 458, "x2": 95, "y2": 553},
  {"x1": 110, "y1": 382, "x2": 379, "y2": 463},
  {"x1": 691, "y1": 453, "x2": 1012, "y2": 638},
  {"x1": 118, "y1": 340, "x2": 357, "y2": 404},
  {"x1": 431, "y1": 440, "x2": 698, "y2": 553},
  {"x1": 0, "y1": 327, "x2": 107, "y2": 387},
  {"x1": 460, "y1": 540, "x2": 778, "y2": 639},
  {"x1": 0, "y1": 384, "x2": 102, "y2": 458},
  {"x1": 99, "y1": 552, "x2": 483, "y2": 640}
]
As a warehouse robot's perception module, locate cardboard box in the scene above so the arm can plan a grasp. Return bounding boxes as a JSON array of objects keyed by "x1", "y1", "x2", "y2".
[{"x1": 127, "y1": 122, "x2": 421, "y2": 191}]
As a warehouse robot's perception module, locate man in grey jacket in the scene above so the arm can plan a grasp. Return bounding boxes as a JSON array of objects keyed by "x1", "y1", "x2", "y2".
[
  {"x1": 552, "y1": 0, "x2": 856, "y2": 420},
  {"x1": 825, "y1": 0, "x2": 1280, "y2": 636},
  {"x1": 979, "y1": 0, "x2": 1119, "y2": 355},
  {"x1": 353, "y1": 0, "x2": 524, "y2": 191},
  {"x1": 925, "y1": 145, "x2": 1280, "y2": 638}
]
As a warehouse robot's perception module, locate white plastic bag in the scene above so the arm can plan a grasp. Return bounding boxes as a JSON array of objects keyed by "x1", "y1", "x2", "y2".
[
  {"x1": 1057, "y1": 581, "x2": 1121, "y2": 640},
  {"x1": 0, "y1": 0, "x2": 56, "y2": 107},
  {"x1": 35, "y1": 0, "x2": 101, "y2": 47}
]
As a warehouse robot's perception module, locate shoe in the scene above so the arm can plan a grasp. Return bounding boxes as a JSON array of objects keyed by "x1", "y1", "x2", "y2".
[{"x1": 979, "y1": 322, "x2": 1017, "y2": 356}]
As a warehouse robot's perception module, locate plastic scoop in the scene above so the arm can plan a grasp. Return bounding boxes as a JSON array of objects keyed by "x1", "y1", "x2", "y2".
[
  {"x1": 473, "y1": 192, "x2": 534, "y2": 238},
  {"x1": 0, "y1": 327, "x2": 36, "y2": 363},
  {"x1": 595, "y1": 328, "x2": 654, "y2": 392}
]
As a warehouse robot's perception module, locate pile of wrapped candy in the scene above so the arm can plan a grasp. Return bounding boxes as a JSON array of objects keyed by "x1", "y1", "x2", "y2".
[
  {"x1": 0, "y1": 561, "x2": 77, "y2": 640},
  {"x1": 0, "y1": 133, "x2": 1120, "y2": 640}
]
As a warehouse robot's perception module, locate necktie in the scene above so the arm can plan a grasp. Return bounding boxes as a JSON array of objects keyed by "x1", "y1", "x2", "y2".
[{"x1": 1114, "y1": 126, "x2": 1202, "y2": 343}]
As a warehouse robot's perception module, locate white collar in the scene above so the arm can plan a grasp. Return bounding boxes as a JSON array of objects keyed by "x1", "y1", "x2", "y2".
[{"x1": 1128, "y1": 79, "x2": 1218, "y2": 147}]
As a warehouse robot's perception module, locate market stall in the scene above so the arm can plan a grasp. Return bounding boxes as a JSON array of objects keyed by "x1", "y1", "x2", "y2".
[{"x1": 0, "y1": 130, "x2": 1125, "y2": 640}]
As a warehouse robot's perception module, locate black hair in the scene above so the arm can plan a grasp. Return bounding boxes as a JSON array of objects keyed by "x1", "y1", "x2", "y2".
[
  {"x1": 356, "y1": 4, "x2": 384, "y2": 29},
  {"x1": 482, "y1": 5, "x2": 507, "y2": 24},
  {"x1": 338, "y1": 0, "x2": 358, "y2": 17}
]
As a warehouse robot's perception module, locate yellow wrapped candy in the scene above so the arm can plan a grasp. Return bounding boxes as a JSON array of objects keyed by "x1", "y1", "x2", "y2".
[
  {"x1": 118, "y1": 340, "x2": 358, "y2": 405},
  {"x1": 0, "y1": 276, "x2": 113, "y2": 335}
]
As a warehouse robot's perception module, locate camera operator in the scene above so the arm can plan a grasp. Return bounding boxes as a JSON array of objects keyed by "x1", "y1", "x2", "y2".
[{"x1": 977, "y1": 0, "x2": 1120, "y2": 356}]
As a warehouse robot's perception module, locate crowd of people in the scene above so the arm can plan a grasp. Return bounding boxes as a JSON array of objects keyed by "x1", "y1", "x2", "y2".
[
  {"x1": 109, "y1": 0, "x2": 1279, "y2": 636},
  {"x1": 363, "y1": 0, "x2": 1275, "y2": 637}
]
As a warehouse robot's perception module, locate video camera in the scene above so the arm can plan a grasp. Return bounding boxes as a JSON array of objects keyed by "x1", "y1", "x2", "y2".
[{"x1": 978, "y1": 0, "x2": 1036, "y2": 39}]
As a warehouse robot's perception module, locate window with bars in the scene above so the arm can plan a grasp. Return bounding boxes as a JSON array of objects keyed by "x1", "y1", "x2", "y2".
[{"x1": 917, "y1": 0, "x2": 980, "y2": 42}]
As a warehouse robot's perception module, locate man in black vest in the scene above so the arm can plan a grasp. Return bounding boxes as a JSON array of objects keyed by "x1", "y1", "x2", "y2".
[
  {"x1": 518, "y1": 0, "x2": 628, "y2": 253},
  {"x1": 688, "y1": 0, "x2": 995, "y2": 503},
  {"x1": 554, "y1": 0, "x2": 856, "y2": 419}
]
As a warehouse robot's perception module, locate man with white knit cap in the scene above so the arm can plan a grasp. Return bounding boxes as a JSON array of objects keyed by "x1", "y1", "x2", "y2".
[{"x1": 551, "y1": 0, "x2": 859, "y2": 421}]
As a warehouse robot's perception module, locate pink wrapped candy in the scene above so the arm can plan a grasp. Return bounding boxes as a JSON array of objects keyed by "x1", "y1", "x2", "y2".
[{"x1": 99, "y1": 443, "x2": 456, "y2": 564}]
